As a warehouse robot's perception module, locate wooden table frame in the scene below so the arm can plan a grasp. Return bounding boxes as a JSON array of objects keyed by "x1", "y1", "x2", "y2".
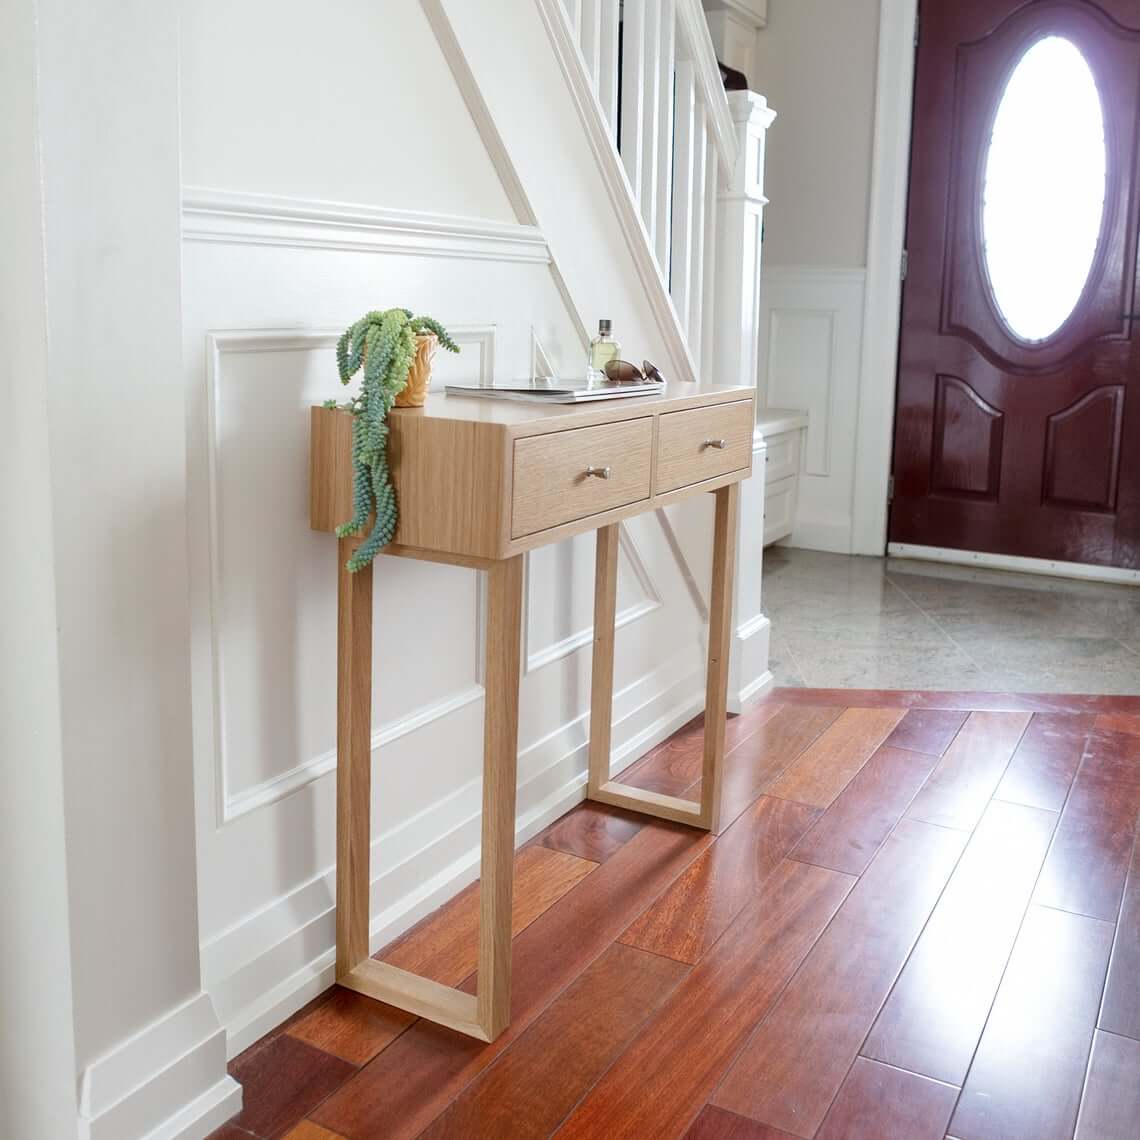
[
  {"x1": 329, "y1": 485, "x2": 737, "y2": 1043},
  {"x1": 311, "y1": 383, "x2": 751, "y2": 1043}
]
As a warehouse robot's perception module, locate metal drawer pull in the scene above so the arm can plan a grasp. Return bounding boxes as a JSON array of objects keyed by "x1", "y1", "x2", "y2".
[
  {"x1": 584, "y1": 465, "x2": 611, "y2": 479},
  {"x1": 703, "y1": 438, "x2": 728, "y2": 450}
]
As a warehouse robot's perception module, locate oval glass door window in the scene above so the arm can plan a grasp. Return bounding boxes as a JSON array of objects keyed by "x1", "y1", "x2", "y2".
[{"x1": 982, "y1": 36, "x2": 1106, "y2": 343}]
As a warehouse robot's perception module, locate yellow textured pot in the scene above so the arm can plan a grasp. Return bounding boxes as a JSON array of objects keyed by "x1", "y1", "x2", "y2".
[{"x1": 395, "y1": 332, "x2": 438, "y2": 408}]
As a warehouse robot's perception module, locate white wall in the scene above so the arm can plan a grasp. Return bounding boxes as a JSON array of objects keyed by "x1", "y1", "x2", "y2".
[
  {"x1": 0, "y1": 4, "x2": 80, "y2": 1135},
  {"x1": 752, "y1": 0, "x2": 880, "y2": 268},
  {"x1": 180, "y1": 0, "x2": 516, "y2": 221},
  {"x1": 181, "y1": 0, "x2": 727, "y2": 1057},
  {"x1": 753, "y1": 0, "x2": 883, "y2": 553}
]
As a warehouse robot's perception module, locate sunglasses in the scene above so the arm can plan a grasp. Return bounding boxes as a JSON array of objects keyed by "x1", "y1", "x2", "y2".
[{"x1": 603, "y1": 359, "x2": 667, "y2": 385}]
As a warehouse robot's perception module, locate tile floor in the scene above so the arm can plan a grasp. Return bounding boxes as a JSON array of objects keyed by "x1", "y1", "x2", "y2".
[{"x1": 763, "y1": 548, "x2": 1140, "y2": 694}]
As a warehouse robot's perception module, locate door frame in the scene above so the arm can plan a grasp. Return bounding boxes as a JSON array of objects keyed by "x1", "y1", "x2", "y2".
[{"x1": 851, "y1": 0, "x2": 919, "y2": 556}]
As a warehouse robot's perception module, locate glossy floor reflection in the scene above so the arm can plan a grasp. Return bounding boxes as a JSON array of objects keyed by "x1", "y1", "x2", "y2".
[{"x1": 763, "y1": 548, "x2": 1140, "y2": 694}]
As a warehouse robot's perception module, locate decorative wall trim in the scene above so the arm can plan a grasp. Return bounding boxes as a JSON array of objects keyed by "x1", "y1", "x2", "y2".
[
  {"x1": 77, "y1": 993, "x2": 239, "y2": 1140},
  {"x1": 205, "y1": 651, "x2": 707, "y2": 1054},
  {"x1": 203, "y1": 328, "x2": 494, "y2": 825},
  {"x1": 523, "y1": 524, "x2": 663, "y2": 674},
  {"x1": 182, "y1": 187, "x2": 550, "y2": 264},
  {"x1": 758, "y1": 266, "x2": 867, "y2": 554},
  {"x1": 532, "y1": 0, "x2": 700, "y2": 384}
]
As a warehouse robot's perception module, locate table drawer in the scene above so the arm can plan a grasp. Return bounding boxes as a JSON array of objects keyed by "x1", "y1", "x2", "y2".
[
  {"x1": 655, "y1": 401, "x2": 753, "y2": 494},
  {"x1": 764, "y1": 429, "x2": 801, "y2": 484},
  {"x1": 511, "y1": 417, "x2": 653, "y2": 538}
]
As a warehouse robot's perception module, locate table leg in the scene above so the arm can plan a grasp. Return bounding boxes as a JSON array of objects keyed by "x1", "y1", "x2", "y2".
[
  {"x1": 476, "y1": 554, "x2": 524, "y2": 1040},
  {"x1": 588, "y1": 524, "x2": 621, "y2": 796},
  {"x1": 335, "y1": 537, "x2": 374, "y2": 978},
  {"x1": 699, "y1": 481, "x2": 739, "y2": 831}
]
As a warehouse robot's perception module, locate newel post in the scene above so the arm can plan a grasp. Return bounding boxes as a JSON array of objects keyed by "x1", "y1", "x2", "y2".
[{"x1": 713, "y1": 90, "x2": 777, "y2": 710}]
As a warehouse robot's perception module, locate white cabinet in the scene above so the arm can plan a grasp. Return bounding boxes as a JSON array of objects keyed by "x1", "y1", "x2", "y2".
[{"x1": 758, "y1": 408, "x2": 808, "y2": 546}]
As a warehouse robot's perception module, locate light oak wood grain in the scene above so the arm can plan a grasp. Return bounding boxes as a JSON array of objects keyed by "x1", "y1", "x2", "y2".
[
  {"x1": 655, "y1": 400, "x2": 753, "y2": 493},
  {"x1": 339, "y1": 959, "x2": 489, "y2": 1041},
  {"x1": 476, "y1": 554, "x2": 524, "y2": 1040},
  {"x1": 511, "y1": 418, "x2": 653, "y2": 538},
  {"x1": 587, "y1": 524, "x2": 620, "y2": 798},
  {"x1": 335, "y1": 537, "x2": 373, "y2": 979}
]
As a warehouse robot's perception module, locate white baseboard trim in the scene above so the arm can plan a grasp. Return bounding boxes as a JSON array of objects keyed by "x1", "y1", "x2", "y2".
[
  {"x1": 733, "y1": 669, "x2": 775, "y2": 710},
  {"x1": 888, "y1": 542, "x2": 1140, "y2": 586},
  {"x1": 78, "y1": 994, "x2": 237, "y2": 1140},
  {"x1": 207, "y1": 654, "x2": 707, "y2": 1056}
]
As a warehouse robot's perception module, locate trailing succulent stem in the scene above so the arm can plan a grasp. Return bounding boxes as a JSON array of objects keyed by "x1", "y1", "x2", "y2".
[{"x1": 331, "y1": 308, "x2": 459, "y2": 572}]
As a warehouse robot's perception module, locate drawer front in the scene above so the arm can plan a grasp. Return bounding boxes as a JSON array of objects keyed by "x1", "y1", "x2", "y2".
[
  {"x1": 764, "y1": 429, "x2": 801, "y2": 484},
  {"x1": 511, "y1": 418, "x2": 653, "y2": 538},
  {"x1": 764, "y1": 474, "x2": 797, "y2": 546},
  {"x1": 655, "y1": 401, "x2": 754, "y2": 494}
]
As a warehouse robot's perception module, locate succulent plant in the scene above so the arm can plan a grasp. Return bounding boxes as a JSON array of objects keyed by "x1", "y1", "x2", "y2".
[{"x1": 331, "y1": 308, "x2": 459, "y2": 572}]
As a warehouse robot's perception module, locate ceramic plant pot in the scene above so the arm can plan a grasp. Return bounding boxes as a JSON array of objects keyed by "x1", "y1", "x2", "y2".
[{"x1": 395, "y1": 332, "x2": 439, "y2": 408}]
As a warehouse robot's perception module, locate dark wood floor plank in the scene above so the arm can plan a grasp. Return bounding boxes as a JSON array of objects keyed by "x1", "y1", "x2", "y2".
[
  {"x1": 949, "y1": 904, "x2": 1115, "y2": 1140},
  {"x1": 790, "y1": 744, "x2": 940, "y2": 876},
  {"x1": 380, "y1": 844, "x2": 596, "y2": 985},
  {"x1": 620, "y1": 795, "x2": 820, "y2": 963},
  {"x1": 774, "y1": 689, "x2": 1140, "y2": 714},
  {"x1": 906, "y1": 711, "x2": 1031, "y2": 831},
  {"x1": 1075, "y1": 1030, "x2": 1140, "y2": 1140},
  {"x1": 228, "y1": 1034, "x2": 355, "y2": 1140},
  {"x1": 1034, "y1": 729, "x2": 1140, "y2": 922},
  {"x1": 862, "y1": 800, "x2": 1058, "y2": 1084},
  {"x1": 883, "y1": 708, "x2": 968, "y2": 756},
  {"x1": 1094, "y1": 711, "x2": 1140, "y2": 736},
  {"x1": 684, "y1": 1106, "x2": 799, "y2": 1139},
  {"x1": 532, "y1": 801, "x2": 644, "y2": 863},
  {"x1": 285, "y1": 988, "x2": 414, "y2": 1066},
  {"x1": 993, "y1": 713, "x2": 1095, "y2": 813},
  {"x1": 281, "y1": 1124, "x2": 348, "y2": 1140},
  {"x1": 815, "y1": 1057, "x2": 958, "y2": 1140},
  {"x1": 618, "y1": 715, "x2": 706, "y2": 796},
  {"x1": 417, "y1": 943, "x2": 688, "y2": 1139},
  {"x1": 766, "y1": 707, "x2": 906, "y2": 808},
  {"x1": 311, "y1": 819, "x2": 711, "y2": 1140},
  {"x1": 1099, "y1": 830, "x2": 1140, "y2": 1039},
  {"x1": 711, "y1": 705, "x2": 845, "y2": 831},
  {"x1": 205, "y1": 1126, "x2": 259, "y2": 1140},
  {"x1": 711, "y1": 818, "x2": 969, "y2": 1138},
  {"x1": 553, "y1": 859, "x2": 855, "y2": 1139}
]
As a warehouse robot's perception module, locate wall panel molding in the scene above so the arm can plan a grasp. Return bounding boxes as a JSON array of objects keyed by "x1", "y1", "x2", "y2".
[
  {"x1": 758, "y1": 266, "x2": 866, "y2": 553},
  {"x1": 183, "y1": 187, "x2": 551, "y2": 263},
  {"x1": 203, "y1": 328, "x2": 494, "y2": 826}
]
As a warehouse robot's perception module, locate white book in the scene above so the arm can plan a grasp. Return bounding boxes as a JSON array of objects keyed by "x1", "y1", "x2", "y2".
[{"x1": 445, "y1": 377, "x2": 666, "y2": 404}]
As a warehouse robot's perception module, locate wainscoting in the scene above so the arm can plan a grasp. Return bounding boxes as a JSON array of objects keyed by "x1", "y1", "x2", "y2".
[{"x1": 757, "y1": 265, "x2": 868, "y2": 553}]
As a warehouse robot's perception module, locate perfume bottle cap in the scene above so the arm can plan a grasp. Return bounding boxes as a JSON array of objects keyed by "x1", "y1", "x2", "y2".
[{"x1": 598, "y1": 319, "x2": 612, "y2": 334}]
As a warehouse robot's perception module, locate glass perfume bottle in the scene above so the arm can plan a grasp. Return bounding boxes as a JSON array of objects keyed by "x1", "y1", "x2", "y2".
[{"x1": 587, "y1": 319, "x2": 621, "y2": 381}]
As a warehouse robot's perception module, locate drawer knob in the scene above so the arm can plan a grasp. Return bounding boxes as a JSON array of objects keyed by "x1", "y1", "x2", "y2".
[
  {"x1": 703, "y1": 438, "x2": 728, "y2": 450},
  {"x1": 584, "y1": 465, "x2": 612, "y2": 480}
]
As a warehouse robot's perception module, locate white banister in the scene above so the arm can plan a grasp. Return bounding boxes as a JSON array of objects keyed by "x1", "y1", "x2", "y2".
[
  {"x1": 676, "y1": 0, "x2": 737, "y2": 174},
  {"x1": 670, "y1": 60, "x2": 699, "y2": 323},
  {"x1": 688, "y1": 120, "x2": 709, "y2": 366},
  {"x1": 700, "y1": 132, "x2": 719, "y2": 381},
  {"x1": 619, "y1": 0, "x2": 649, "y2": 207},
  {"x1": 653, "y1": 0, "x2": 677, "y2": 271}
]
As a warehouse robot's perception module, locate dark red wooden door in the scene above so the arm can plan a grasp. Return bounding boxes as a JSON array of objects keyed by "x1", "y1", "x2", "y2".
[{"x1": 890, "y1": 0, "x2": 1140, "y2": 569}]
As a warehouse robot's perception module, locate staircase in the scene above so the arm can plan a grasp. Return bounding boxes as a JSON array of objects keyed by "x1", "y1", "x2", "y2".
[{"x1": 557, "y1": 0, "x2": 740, "y2": 379}]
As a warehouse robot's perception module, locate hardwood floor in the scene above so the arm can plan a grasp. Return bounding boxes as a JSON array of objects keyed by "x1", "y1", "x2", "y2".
[{"x1": 210, "y1": 690, "x2": 1140, "y2": 1140}]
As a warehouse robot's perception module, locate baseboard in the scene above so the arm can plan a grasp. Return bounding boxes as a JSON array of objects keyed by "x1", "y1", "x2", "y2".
[
  {"x1": 733, "y1": 669, "x2": 775, "y2": 711},
  {"x1": 888, "y1": 542, "x2": 1140, "y2": 586},
  {"x1": 726, "y1": 613, "x2": 772, "y2": 714},
  {"x1": 784, "y1": 516, "x2": 855, "y2": 555},
  {"x1": 77, "y1": 994, "x2": 238, "y2": 1140},
  {"x1": 207, "y1": 652, "x2": 707, "y2": 1056}
]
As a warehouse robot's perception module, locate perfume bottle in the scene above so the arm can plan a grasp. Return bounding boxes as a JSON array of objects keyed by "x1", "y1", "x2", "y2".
[{"x1": 587, "y1": 319, "x2": 621, "y2": 381}]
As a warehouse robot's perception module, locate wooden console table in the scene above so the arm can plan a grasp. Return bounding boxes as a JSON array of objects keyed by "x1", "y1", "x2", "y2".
[{"x1": 309, "y1": 381, "x2": 756, "y2": 1042}]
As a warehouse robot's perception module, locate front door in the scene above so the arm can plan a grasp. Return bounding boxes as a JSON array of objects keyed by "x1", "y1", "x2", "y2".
[{"x1": 890, "y1": 0, "x2": 1140, "y2": 569}]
